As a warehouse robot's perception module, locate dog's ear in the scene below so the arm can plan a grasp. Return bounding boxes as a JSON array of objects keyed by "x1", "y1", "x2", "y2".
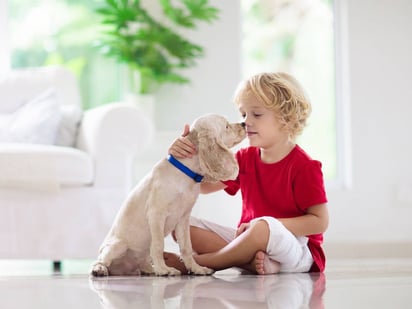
[{"x1": 197, "y1": 131, "x2": 239, "y2": 182}]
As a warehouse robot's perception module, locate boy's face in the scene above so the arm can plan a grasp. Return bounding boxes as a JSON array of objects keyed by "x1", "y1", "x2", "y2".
[{"x1": 237, "y1": 90, "x2": 289, "y2": 149}]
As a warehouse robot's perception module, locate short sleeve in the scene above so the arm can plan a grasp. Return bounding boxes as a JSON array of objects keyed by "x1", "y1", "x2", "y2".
[
  {"x1": 222, "y1": 149, "x2": 244, "y2": 195},
  {"x1": 294, "y1": 160, "x2": 328, "y2": 211},
  {"x1": 222, "y1": 178, "x2": 240, "y2": 195}
]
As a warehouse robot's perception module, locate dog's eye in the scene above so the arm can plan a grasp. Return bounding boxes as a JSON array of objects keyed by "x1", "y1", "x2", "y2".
[{"x1": 226, "y1": 124, "x2": 229, "y2": 129}]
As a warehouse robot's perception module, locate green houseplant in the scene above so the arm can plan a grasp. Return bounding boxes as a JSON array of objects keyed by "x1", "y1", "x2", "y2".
[{"x1": 96, "y1": 0, "x2": 219, "y2": 95}]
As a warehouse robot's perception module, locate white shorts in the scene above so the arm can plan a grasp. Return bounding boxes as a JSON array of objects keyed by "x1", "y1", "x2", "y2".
[{"x1": 190, "y1": 216, "x2": 314, "y2": 273}]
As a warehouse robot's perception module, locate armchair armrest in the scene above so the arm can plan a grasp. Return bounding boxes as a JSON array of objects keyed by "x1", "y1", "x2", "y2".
[
  {"x1": 76, "y1": 103, "x2": 154, "y2": 188},
  {"x1": 77, "y1": 102, "x2": 154, "y2": 155}
]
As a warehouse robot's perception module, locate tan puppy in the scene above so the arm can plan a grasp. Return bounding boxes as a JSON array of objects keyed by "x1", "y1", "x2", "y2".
[{"x1": 90, "y1": 114, "x2": 246, "y2": 276}]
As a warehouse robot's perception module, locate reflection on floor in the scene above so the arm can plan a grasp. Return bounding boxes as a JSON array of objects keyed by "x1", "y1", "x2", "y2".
[{"x1": 1, "y1": 258, "x2": 412, "y2": 308}]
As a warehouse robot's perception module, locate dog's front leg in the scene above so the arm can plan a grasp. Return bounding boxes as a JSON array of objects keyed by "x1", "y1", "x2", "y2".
[
  {"x1": 148, "y1": 207, "x2": 181, "y2": 276},
  {"x1": 174, "y1": 215, "x2": 214, "y2": 275}
]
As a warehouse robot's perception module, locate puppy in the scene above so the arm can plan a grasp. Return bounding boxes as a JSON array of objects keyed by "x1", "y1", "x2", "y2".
[{"x1": 90, "y1": 114, "x2": 246, "y2": 276}]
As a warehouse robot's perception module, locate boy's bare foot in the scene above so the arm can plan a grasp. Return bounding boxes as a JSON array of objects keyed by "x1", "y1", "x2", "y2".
[
  {"x1": 163, "y1": 252, "x2": 189, "y2": 275},
  {"x1": 252, "y1": 251, "x2": 280, "y2": 275}
]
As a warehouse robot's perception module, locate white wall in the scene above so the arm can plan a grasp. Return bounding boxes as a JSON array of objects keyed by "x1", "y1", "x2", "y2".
[
  {"x1": 153, "y1": 0, "x2": 241, "y2": 130},
  {"x1": 326, "y1": 0, "x2": 412, "y2": 247},
  {"x1": 138, "y1": 0, "x2": 412, "y2": 255}
]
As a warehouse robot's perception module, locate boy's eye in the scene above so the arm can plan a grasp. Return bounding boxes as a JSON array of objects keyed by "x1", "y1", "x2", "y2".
[{"x1": 254, "y1": 113, "x2": 262, "y2": 117}]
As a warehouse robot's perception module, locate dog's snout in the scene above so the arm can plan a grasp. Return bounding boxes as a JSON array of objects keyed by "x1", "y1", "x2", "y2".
[{"x1": 240, "y1": 122, "x2": 246, "y2": 128}]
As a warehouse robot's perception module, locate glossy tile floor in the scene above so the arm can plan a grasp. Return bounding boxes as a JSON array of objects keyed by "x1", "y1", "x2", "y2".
[{"x1": 1, "y1": 258, "x2": 412, "y2": 308}]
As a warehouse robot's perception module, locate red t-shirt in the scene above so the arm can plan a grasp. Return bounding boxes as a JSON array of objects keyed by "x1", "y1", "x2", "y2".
[{"x1": 223, "y1": 145, "x2": 328, "y2": 272}]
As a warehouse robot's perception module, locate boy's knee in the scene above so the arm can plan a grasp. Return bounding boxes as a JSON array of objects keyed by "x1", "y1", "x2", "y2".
[
  {"x1": 252, "y1": 219, "x2": 270, "y2": 233},
  {"x1": 249, "y1": 219, "x2": 270, "y2": 246},
  {"x1": 253, "y1": 217, "x2": 285, "y2": 236}
]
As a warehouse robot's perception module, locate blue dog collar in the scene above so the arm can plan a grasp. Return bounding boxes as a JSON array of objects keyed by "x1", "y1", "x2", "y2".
[{"x1": 167, "y1": 155, "x2": 204, "y2": 183}]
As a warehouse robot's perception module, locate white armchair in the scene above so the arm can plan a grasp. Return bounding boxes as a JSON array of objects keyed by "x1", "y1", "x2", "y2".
[{"x1": 0, "y1": 66, "x2": 153, "y2": 261}]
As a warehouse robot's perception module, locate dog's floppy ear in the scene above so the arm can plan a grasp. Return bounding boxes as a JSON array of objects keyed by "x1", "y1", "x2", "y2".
[{"x1": 197, "y1": 131, "x2": 239, "y2": 182}]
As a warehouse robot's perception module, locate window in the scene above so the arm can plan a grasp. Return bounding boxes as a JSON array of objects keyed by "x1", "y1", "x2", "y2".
[
  {"x1": 7, "y1": 0, "x2": 121, "y2": 109},
  {"x1": 241, "y1": 0, "x2": 337, "y2": 181}
]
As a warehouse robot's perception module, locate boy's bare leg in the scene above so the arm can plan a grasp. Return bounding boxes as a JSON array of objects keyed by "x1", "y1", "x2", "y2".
[
  {"x1": 163, "y1": 252, "x2": 189, "y2": 274},
  {"x1": 190, "y1": 222, "x2": 280, "y2": 274},
  {"x1": 165, "y1": 225, "x2": 229, "y2": 274},
  {"x1": 190, "y1": 226, "x2": 229, "y2": 254},
  {"x1": 193, "y1": 220, "x2": 271, "y2": 271},
  {"x1": 167, "y1": 220, "x2": 280, "y2": 275}
]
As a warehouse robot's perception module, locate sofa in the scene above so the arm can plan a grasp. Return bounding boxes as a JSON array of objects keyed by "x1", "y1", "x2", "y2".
[{"x1": 0, "y1": 66, "x2": 154, "y2": 261}]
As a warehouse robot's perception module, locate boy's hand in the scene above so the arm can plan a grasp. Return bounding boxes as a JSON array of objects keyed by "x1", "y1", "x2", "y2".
[
  {"x1": 235, "y1": 223, "x2": 250, "y2": 237},
  {"x1": 168, "y1": 124, "x2": 197, "y2": 158}
]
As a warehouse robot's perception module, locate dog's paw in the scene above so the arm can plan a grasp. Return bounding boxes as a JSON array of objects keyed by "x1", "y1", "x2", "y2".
[
  {"x1": 153, "y1": 265, "x2": 181, "y2": 276},
  {"x1": 189, "y1": 265, "x2": 215, "y2": 276},
  {"x1": 90, "y1": 262, "x2": 109, "y2": 277}
]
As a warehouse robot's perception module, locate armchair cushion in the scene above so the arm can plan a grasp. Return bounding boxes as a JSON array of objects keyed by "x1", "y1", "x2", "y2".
[
  {"x1": 0, "y1": 143, "x2": 93, "y2": 190},
  {"x1": 0, "y1": 66, "x2": 83, "y2": 147},
  {"x1": 0, "y1": 88, "x2": 61, "y2": 144}
]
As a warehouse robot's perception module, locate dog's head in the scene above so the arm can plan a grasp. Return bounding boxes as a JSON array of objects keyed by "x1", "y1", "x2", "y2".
[{"x1": 188, "y1": 114, "x2": 246, "y2": 182}]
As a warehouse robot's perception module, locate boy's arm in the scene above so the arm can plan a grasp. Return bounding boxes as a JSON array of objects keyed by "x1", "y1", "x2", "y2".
[
  {"x1": 200, "y1": 181, "x2": 227, "y2": 194},
  {"x1": 278, "y1": 203, "x2": 329, "y2": 237}
]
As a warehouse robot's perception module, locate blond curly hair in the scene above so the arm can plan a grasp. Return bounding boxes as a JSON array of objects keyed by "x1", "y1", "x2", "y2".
[{"x1": 234, "y1": 72, "x2": 311, "y2": 141}]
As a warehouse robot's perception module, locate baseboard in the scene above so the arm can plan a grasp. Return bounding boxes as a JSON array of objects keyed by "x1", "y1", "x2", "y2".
[{"x1": 324, "y1": 242, "x2": 412, "y2": 259}]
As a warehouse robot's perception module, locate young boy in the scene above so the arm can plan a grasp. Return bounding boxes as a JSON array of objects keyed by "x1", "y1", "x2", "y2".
[{"x1": 168, "y1": 72, "x2": 328, "y2": 274}]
